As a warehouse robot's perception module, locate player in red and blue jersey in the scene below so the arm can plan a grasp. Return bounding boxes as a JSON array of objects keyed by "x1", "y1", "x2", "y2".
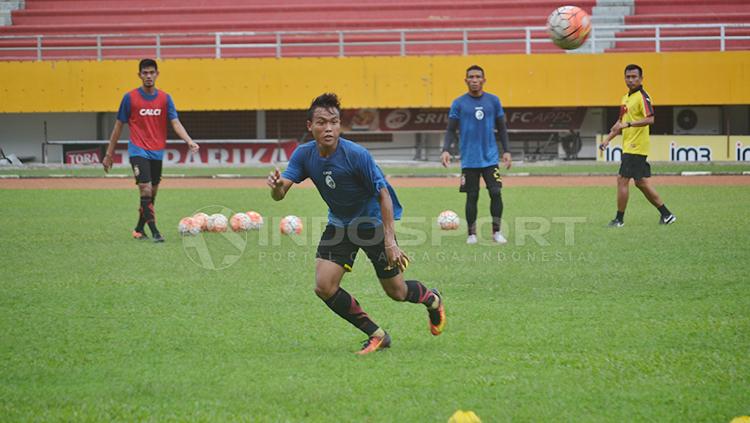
[
  {"x1": 103, "y1": 59, "x2": 199, "y2": 242},
  {"x1": 267, "y1": 93, "x2": 446, "y2": 355}
]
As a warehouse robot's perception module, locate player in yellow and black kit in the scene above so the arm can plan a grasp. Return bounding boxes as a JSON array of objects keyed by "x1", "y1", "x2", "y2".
[{"x1": 600, "y1": 64, "x2": 676, "y2": 227}]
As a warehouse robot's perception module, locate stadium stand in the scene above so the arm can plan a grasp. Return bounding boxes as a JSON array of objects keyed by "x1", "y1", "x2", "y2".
[
  {"x1": 0, "y1": 0, "x2": 595, "y2": 59},
  {"x1": 607, "y1": 0, "x2": 750, "y2": 52},
  {"x1": 0, "y1": 0, "x2": 747, "y2": 59}
]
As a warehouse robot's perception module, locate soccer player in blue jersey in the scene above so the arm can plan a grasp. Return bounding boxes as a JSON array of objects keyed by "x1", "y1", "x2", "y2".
[
  {"x1": 441, "y1": 65, "x2": 512, "y2": 245},
  {"x1": 267, "y1": 93, "x2": 446, "y2": 355}
]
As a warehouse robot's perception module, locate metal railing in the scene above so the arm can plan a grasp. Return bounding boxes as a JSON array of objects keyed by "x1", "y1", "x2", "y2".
[{"x1": 0, "y1": 23, "x2": 748, "y2": 61}]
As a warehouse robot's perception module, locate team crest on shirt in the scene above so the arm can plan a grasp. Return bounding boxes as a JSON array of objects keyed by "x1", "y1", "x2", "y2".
[
  {"x1": 474, "y1": 107, "x2": 485, "y2": 120},
  {"x1": 323, "y1": 170, "x2": 336, "y2": 189}
]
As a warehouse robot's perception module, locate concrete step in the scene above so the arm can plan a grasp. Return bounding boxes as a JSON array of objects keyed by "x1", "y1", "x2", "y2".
[
  {"x1": 0, "y1": 0, "x2": 23, "y2": 27},
  {"x1": 595, "y1": 0, "x2": 634, "y2": 6},
  {"x1": 593, "y1": 6, "x2": 633, "y2": 16}
]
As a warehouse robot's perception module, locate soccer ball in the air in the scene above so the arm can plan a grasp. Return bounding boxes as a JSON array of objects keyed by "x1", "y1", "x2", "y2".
[
  {"x1": 547, "y1": 5, "x2": 591, "y2": 50},
  {"x1": 230, "y1": 213, "x2": 252, "y2": 232},
  {"x1": 192, "y1": 212, "x2": 209, "y2": 231},
  {"x1": 178, "y1": 217, "x2": 201, "y2": 235},
  {"x1": 279, "y1": 215, "x2": 303, "y2": 235},
  {"x1": 245, "y1": 211, "x2": 264, "y2": 230},
  {"x1": 207, "y1": 213, "x2": 228, "y2": 232},
  {"x1": 437, "y1": 210, "x2": 460, "y2": 230}
]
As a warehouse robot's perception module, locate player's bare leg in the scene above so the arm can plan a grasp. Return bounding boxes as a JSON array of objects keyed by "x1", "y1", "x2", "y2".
[
  {"x1": 634, "y1": 177, "x2": 662, "y2": 207},
  {"x1": 380, "y1": 274, "x2": 445, "y2": 336},
  {"x1": 609, "y1": 176, "x2": 630, "y2": 227},
  {"x1": 635, "y1": 178, "x2": 676, "y2": 224},
  {"x1": 315, "y1": 259, "x2": 387, "y2": 354},
  {"x1": 617, "y1": 176, "x2": 630, "y2": 213},
  {"x1": 314, "y1": 258, "x2": 345, "y2": 300}
]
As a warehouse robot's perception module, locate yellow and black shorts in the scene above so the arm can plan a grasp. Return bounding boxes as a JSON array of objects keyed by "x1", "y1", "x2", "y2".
[{"x1": 460, "y1": 165, "x2": 502, "y2": 193}]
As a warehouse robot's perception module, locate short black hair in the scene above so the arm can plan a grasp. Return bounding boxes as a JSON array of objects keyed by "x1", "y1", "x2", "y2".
[
  {"x1": 466, "y1": 65, "x2": 484, "y2": 78},
  {"x1": 139, "y1": 58, "x2": 158, "y2": 72},
  {"x1": 624, "y1": 64, "x2": 643, "y2": 77},
  {"x1": 307, "y1": 93, "x2": 341, "y2": 121}
]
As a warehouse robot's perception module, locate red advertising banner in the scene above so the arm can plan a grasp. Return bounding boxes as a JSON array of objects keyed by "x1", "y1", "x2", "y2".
[
  {"x1": 342, "y1": 107, "x2": 587, "y2": 132},
  {"x1": 65, "y1": 148, "x2": 101, "y2": 165},
  {"x1": 107, "y1": 140, "x2": 299, "y2": 165}
]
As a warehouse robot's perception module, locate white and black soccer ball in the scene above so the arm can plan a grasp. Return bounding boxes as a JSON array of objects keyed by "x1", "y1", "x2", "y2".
[
  {"x1": 547, "y1": 5, "x2": 592, "y2": 50},
  {"x1": 437, "y1": 210, "x2": 460, "y2": 230}
]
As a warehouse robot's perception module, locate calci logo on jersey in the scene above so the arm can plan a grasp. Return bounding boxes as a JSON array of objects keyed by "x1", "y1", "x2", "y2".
[
  {"x1": 139, "y1": 108, "x2": 163, "y2": 116},
  {"x1": 474, "y1": 107, "x2": 485, "y2": 121},
  {"x1": 323, "y1": 170, "x2": 336, "y2": 189}
]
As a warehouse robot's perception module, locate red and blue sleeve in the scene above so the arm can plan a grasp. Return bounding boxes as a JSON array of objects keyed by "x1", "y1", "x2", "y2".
[
  {"x1": 116, "y1": 93, "x2": 130, "y2": 123},
  {"x1": 166, "y1": 95, "x2": 178, "y2": 121}
]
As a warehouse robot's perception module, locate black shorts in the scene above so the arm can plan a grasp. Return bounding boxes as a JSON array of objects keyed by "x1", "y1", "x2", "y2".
[
  {"x1": 460, "y1": 165, "x2": 503, "y2": 193},
  {"x1": 316, "y1": 224, "x2": 399, "y2": 279},
  {"x1": 619, "y1": 153, "x2": 651, "y2": 180},
  {"x1": 130, "y1": 156, "x2": 163, "y2": 185}
]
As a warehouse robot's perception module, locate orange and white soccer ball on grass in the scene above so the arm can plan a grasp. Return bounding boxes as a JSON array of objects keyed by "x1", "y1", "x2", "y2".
[
  {"x1": 230, "y1": 213, "x2": 253, "y2": 232},
  {"x1": 437, "y1": 210, "x2": 460, "y2": 230},
  {"x1": 192, "y1": 212, "x2": 209, "y2": 231},
  {"x1": 547, "y1": 5, "x2": 591, "y2": 50},
  {"x1": 177, "y1": 217, "x2": 201, "y2": 236},
  {"x1": 279, "y1": 215, "x2": 303, "y2": 235},
  {"x1": 206, "y1": 213, "x2": 228, "y2": 233},
  {"x1": 245, "y1": 211, "x2": 264, "y2": 230}
]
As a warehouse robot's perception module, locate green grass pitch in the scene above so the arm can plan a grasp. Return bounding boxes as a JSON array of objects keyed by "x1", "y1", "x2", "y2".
[{"x1": 1, "y1": 185, "x2": 748, "y2": 421}]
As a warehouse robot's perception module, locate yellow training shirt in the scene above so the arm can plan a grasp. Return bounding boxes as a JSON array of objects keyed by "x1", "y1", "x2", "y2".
[{"x1": 619, "y1": 86, "x2": 654, "y2": 156}]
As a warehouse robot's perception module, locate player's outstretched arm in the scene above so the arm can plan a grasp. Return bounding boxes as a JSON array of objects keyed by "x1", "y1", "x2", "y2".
[
  {"x1": 102, "y1": 120, "x2": 123, "y2": 173},
  {"x1": 268, "y1": 167, "x2": 293, "y2": 201},
  {"x1": 600, "y1": 120, "x2": 623, "y2": 150},
  {"x1": 171, "y1": 119, "x2": 199, "y2": 152},
  {"x1": 378, "y1": 187, "x2": 409, "y2": 272}
]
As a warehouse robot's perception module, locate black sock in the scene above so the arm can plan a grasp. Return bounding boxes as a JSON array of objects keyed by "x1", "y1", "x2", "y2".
[
  {"x1": 140, "y1": 196, "x2": 159, "y2": 235},
  {"x1": 466, "y1": 191, "x2": 479, "y2": 235},
  {"x1": 615, "y1": 211, "x2": 625, "y2": 222},
  {"x1": 489, "y1": 190, "x2": 503, "y2": 233},
  {"x1": 404, "y1": 280, "x2": 436, "y2": 307},
  {"x1": 323, "y1": 288, "x2": 379, "y2": 336},
  {"x1": 657, "y1": 204, "x2": 671, "y2": 217},
  {"x1": 135, "y1": 206, "x2": 146, "y2": 233}
]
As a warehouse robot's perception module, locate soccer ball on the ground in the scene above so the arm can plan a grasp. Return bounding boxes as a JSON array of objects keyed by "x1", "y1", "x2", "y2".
[
  {"x1": 230, "y1": 213, "x2": 252, "y2": 232},
  {"x1": 178, "y1": 217, "x2": 201, "y2": 236},
  {"x1": 279, "y1": 215, "x2": 303, "y2": 235},
  {"x1": 245, "y1": 211, "x2": 264, "y2": 230},
  {"x1": 207, "y1": 213, "x2": 228, "y2": 232},
  {"x1": 192, "y1": 212, "x2": 209, "y2": 231},
  {"x1": 437, "y1": 210, "x2": 460, "y2": 230},
  {"x1": 547, "y1": 5, "x2": 591, "y2": 50}
]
